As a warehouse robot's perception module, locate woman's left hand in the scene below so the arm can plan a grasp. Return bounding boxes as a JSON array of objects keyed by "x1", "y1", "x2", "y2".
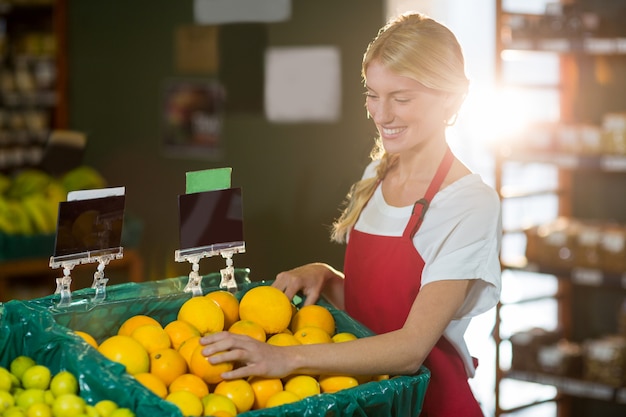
[{"x1": 200, "y1": 332, "x2": 293, "y2": 379}]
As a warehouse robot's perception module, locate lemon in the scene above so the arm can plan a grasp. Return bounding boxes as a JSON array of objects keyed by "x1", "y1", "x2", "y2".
[
  {"x1": 109, "y1": 408, "x2": 135, "y2": 417},
  {"x1": 16, "y1": 389, "x2": 46, "y2": 410},
  {"x1": 0, "y1": 367, "x2": 13, "y2": 391},
  {"x1": 22, "y1": 366, "x2": 51, "y2": 390},
  {"x1": 166, "y1": 391, "x2": 202, "y2": 417},
  {"x1": 26, "y1": 402, "x2": 52, "y2": 417},
  {"x1": 50, "y1": 371, "x2": 78, "y2": 397},
  {"x1": 51, "y1": 393, "x2": 85, "y2": 417},
  {"x1": 265, "y1": 390, "x2": 300, "y2": 408},
  {"x1": 332, "y1": 332, "x2": 358, "y2": 343},
  {"x1": 9, "y1": 356, "x2": 36, "y2": 381},
  {"x1": 0, "y1": 390, "x2": 15, "y2": 412},
  {"x1": 284, "y1": 375, "x2": 320, "y2": 399},
  {"x1": 201, "y1": 393, "x2": 237, "y2": 417},
  {"x1": 94, "y1": 399, "x2": 118, "y2": 417}
]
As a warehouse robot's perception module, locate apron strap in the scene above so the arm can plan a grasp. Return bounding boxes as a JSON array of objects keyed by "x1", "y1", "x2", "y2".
[{"x1": 404, "y1": 147, "x2": 454, "y2": 239}]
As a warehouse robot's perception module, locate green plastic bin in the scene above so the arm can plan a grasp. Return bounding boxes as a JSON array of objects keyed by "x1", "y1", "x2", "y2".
[{"x1": 10, "y1": 272, "x2": 429, "y2": 417}]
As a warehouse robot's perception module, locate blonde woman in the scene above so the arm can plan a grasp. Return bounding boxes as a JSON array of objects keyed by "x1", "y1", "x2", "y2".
[{"x1": 201, "y1": 12, "x2": 501, "y2": 416}]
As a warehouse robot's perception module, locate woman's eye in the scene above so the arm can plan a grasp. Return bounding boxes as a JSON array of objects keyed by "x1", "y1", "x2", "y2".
[
  {"x1": 364, "y1": 92, "x2": 378, "y2": 99},
  {"x1": 395, "y1": 98, "x2": 410, "y2": 103}
]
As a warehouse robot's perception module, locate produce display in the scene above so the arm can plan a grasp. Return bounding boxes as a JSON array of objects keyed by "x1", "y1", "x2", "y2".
[
  {"x1": 0, "y1": 356, "x2": 133, "y2": 417},
  {"x1": 75, "y1": 287, "x2": 388, "y2": 417},
  {"x1": 0, "y1": 166, "x2": 107, "y2": 236}
]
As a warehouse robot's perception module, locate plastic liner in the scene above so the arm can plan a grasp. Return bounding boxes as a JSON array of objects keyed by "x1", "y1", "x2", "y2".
[
  {"x1": 0, "y1": 299, "x2": 181, "y2": 417},
  {"x1": 6, "y1": 274, "x2": 429, "y2": 417}
]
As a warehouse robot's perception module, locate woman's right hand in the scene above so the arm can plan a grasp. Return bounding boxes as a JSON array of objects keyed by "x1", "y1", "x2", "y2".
[{"x1": 273, "y1": 263, "x2": 344, "y2": 307}]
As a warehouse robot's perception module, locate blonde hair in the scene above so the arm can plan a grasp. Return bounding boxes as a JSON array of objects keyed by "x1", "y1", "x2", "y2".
[{"x1": 331, "y1": 12, "x2": 469, "y2": 243}]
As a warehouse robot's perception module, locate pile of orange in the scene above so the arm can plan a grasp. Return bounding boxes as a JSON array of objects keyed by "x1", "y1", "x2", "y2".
[{"x1": 79, "y1": 285, "x2": 380, "y2": 416}]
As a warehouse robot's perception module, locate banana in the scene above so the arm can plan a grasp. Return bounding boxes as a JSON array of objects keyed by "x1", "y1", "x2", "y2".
[
  {"x1": 0, "y1": 197, "x2": 19, "y2": 234},
  {"x1": 61, "y1": 165, "x2": 107, "y2": 192},
  {"x1": 22, "y1": 194, "x2": 56, "y2": 234},
  {"x1": 7, "y1": 169, "x2": 52, "y2": 199}
]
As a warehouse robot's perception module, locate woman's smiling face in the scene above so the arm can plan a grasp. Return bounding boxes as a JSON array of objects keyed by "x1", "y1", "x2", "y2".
[{"x1": 365, "y1": 60, "x2": 450, "y2": 155}]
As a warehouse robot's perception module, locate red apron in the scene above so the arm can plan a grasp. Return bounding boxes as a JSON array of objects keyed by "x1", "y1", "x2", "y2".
[{"x1": 344, "y1": 148, "x2": 483, "y2": 417}]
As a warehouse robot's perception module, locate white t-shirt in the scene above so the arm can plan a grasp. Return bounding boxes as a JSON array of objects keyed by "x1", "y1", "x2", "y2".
[{"x1": 354, "y1": 161, "x2": 502, "y2": 377}]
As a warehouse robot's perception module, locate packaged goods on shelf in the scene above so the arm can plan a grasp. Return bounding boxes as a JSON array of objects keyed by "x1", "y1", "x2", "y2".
[
  {"x1": 524, "y1": 218, "x2": 626, "y2": 272},
  {"x1": 536, "y1": 339, "x2": 583, "y2": 378},
  {"x1": 583, "y1": 335, "x2": 626, "y2": 387},
  {"x1": 510, "y1": 328, "x2": 562, "y2": 372}
]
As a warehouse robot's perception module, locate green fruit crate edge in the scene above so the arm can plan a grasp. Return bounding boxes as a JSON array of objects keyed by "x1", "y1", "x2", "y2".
[{"x1": 0, "y1": 269, "x2": 430, "y2": 417}]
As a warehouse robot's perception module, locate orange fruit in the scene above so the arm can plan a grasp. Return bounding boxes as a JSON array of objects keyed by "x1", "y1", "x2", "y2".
[
  {"x1": 164, "y1": 320, "x2": 201, "y2": 350},
  {"x1": 293, "y1": 326, "x2": 332, "y2": 345},
  {"x1": 248, "y1": 376, "x2": 283, "y2": 409},
  {"x1": 131, "y1": 324, "x2": 171, "y2": 353},
  {"x1": 265, "y1": 390, "x2": 300, "y2": 408},
  {"x1": 214, "y1": 378, "x2": 255, "y2": 414},
  {"x1": 205, "y1": 290, "x2": 240, "y2": 329},
  {"x1": 178, "y1": 335, "x2": 201, "y2": 366},
  {"x1": 166, "y1": 390, "x2": 203, "y2": 417},
  {"x1": 98, "y1": 335, "x2": 149, "y2": 375},
  {"x1": 266, "y1": 333, "x2": 301, "y2": 347},
  {"x1": 177, "y1": 296, "x2": 225, "y2": 335},
  {"x1": 134, "y1": 372, "x2": 168, "y2": 399},
  {"x1": 290, "y1": 305, "x2": 335, "y2": 336},
  {"x1": 284, "y1": 375, "x2": 320, "y2": 399},
  {"x1": 239, "y1": 286, "x2": 292, "y2": 335},
  {"x1": 168, "y1": 373, "x2": 209, "y2": 399},
  {"x1": 228, "y1": 320, "x2": 266, "y2": 342},
  {"x1": 74, "y1": 331, "x2": 98, "y2": 349},
  {"x1": 188, "y1": 345, "x2": 233, "y2": 385},
  {"x1": 149, "y1": 348, "x2": 187, "y2": 386},
  {"x1": 118, "y1": 315, "x2": 161, "y2": 337},
  {"x1": 318, "y1": 375, "x2": 359, "y2": 393},
  {"x1": 201, "y1": 393, "x2": 237, "y2": 417},
  {"x1": 332, "y1": 332, "x2": 358, "y2": 343}
]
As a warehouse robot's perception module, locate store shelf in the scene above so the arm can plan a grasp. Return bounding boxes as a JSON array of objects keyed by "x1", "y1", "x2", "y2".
[
  {"x1": 501, "y1": 261, "x2": 626, "y2": 289},
  {"x1": 496, "y1": 151, "x2": 626, "y2": 172},
  {"x1": 506, "y1": 370, "x2": 625, "y2": 403}
]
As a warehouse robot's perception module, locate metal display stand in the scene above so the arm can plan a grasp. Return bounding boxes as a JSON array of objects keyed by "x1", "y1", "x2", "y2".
[{"x1": 175, "y1": 241, "x2": 245, "y2": 296}]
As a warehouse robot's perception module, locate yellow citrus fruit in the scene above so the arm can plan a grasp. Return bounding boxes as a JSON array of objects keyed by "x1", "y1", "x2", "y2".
[
  {"x1": 293, "y1": 326, "x2": 332, "y2": 345},
  {"x1": 177, "y1": 335, "x2": 201, "y2": 367},
  {"x1": 98, "y1": 335, "x2": 150, "y2": 375},
  {"x1": 168, "y1": 373, "x2": 209, "y2": 399},
  {"x1": 164, "y1": 320, "x2": 201, "y2": 351},
  {"x1": 51, "y1": 393, "x2": 86, "y2": 417},
  {"x1": 318, "y1": 375, "x2": 359, "y2": 393},
  {"x1": 166, "y1": 390, "x2": 203, "y2": 417},
  {"x1": 208, "y1": 412, "x2": 235, "y2": 417},
  {"x1": 228, "y1": 320, "x2": 266, "y2": 342},
  {"x1": 239, "y1": 286, "x2": 292, "y2": 335},
  {"x1": 74, "y1": 331, "x2": 98, "y2": 349},
  {"x1": 117, "y1": 315, "x2": 161, "y2": 337},
  {"x1": 94, "y1": 399, "x2": 118, "y2": 417},
  {"x1": 131, "y1": 324, "x2": 171, "y2": 353},
  {"x1": 177, "y1": 296, "x2": 224, "y2": 335},
  {"x1": 134, "y1": 372, "x2": 168, "y2": 399},
  {"x1": 205, "y1": 290, "x2": 240, "y2": 329},
  {"x1": 149, "y1": 348, "x2": 187, "y2": 387},
  {"x1": 332, "y1": 332, "x2": 358, "y2": 343},
  {"x1": 21, "y1": 365, "x2": 51, "y2": 390},
  {"x1": 188, "y1": 345, "x2": 233, "y2": 385},
  {"x1": 214, "y1": 378, "x2": 255, "y2": 414},
  {"x1": 9, "y1": 356, "x2": 36, "y2": 380},
  {"x1": 50, "y1": 371, "x2": 78, "y2": 397},
  {"x1": 290, "y1": 305, "x2": 335, "y2": 336},
  {"x1": 26, "y1": 402, "x2": 52, "y2": 417},
  {"x1": 202, "y1": 393, "x2": 238, "y2": 417},
  {"x1": 284, "y1": 375, "x2": 320, "y2": 399},
  {"x1": 266, "y1": 333, "x2": 301, "y2": 346},
  {"x1": 265, "y1": 390, "x2": 300, "y2": 408},
  {"x1": 248, "y1": 376, "x2": 283, "y2": 409}
]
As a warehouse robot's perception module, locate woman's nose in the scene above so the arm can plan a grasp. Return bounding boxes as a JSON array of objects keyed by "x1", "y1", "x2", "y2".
[{"x1": 371, "y1": 101, "x2": 394, "y2": 124}]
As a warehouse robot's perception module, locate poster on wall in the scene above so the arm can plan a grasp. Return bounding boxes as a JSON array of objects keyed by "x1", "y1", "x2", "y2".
[{"x1": 161, "y1": 79, "x2": 226, "y2": 160}]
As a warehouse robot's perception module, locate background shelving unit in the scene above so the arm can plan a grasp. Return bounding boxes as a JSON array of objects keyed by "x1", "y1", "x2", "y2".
[
  {"x1": 494, "y1": 0, "x2": 626, "y2": 416},
  {"x1": 0, "y1": 0, "x2": 67, "y2": 175}
]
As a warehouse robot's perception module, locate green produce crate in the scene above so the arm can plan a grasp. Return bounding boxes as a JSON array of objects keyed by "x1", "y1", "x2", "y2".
[
  {"x1": 0, "y1": 299, "x2": 181, "y2": 417},
  {"x1": 13, "y1": 272, "x2": 430, "y2": 417},
  {"x1": 0, "y1": 232, "x2": 55, "y2": 261}
]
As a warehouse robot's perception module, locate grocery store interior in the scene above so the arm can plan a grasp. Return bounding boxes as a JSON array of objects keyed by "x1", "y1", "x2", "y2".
[{"x1": 1, "y1": 0, "x2": 626, "y2": 416}]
